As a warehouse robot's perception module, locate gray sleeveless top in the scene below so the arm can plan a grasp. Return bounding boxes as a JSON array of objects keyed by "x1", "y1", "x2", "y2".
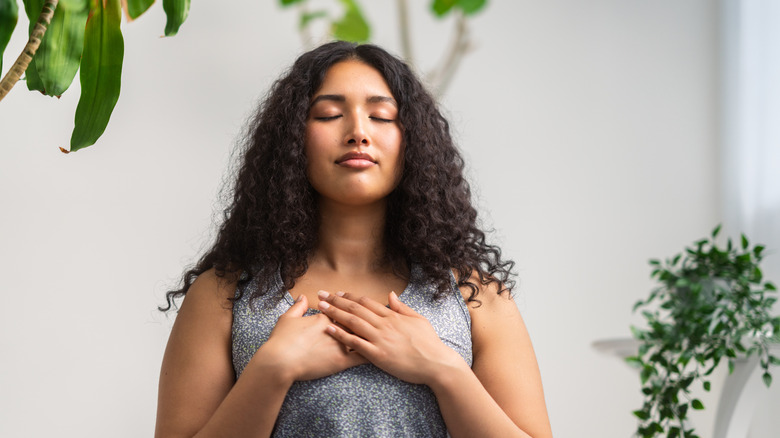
[{"x1": 232, "y1": 264, "x2": 473, "y2": 437}]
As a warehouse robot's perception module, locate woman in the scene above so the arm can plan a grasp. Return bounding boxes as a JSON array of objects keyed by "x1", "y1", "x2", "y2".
[{"x1": 156, "y1": 41, "x2": 552, "y2": 437}]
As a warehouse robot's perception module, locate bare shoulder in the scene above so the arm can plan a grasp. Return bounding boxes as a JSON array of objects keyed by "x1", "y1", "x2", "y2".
[
  {"x1": 454, "y1": 269, "x2": 552, "y2": 437},
  {"x1": 156, "y1": 269, "x2": 239, "y2": 437},
  {"x1": 180, "y1": 268, "x2": 238, "y2": 314},
  {"x1": 455, "y1": 271, "x2": 522, "y2": 352}
]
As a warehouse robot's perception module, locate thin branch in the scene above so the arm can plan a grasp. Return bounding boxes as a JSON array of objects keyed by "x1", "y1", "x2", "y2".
[
  {"x1": 426, "y1": 11, "x2": 473, "y2": 98},
  {"x1": 297, "y1": 0, "x2": 315, "y2": 51},
  {"x1": 396, "y1": 0, "x2": 413, "y2": 66},
  {"x1": 0, "y1": 0, "x2": 59, "y2": 102}
]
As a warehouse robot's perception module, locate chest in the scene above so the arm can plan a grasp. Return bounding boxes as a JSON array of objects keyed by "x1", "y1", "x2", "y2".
[{"x1": 288, "y1": 267, "x2": 409, "y2": 309}]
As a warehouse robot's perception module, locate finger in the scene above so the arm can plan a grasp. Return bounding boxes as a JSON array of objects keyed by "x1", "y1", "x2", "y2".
[
  {"x1": 314, "y1": 313, "x2": 353, "y2": 334},
  {"x1": 319, "y1": 291, "x2": 387, "y2": 324},
  {"x1": 333, "y1": 292, "x2": 393, "y2": 317},
  {"x1": 326, "y1": 323, "x2": 378, "y2": 358},
  {"x1": 280, "y1": 294, "x2": 309, "y2": 318},
  {"x1": 388, "y1": 291, "x2": 417, "y2": 316},
  {"x1": 318, "y1": 298, "x2": 377, "y2": 338},
  {"x1": 340, "y1": 347, "x2": 369, "y2": 366}
]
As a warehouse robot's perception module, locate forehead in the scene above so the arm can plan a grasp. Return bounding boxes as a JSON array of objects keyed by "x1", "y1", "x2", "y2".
[{"x1": 314, "y1": 60, "x2": 394, "y2": 98}]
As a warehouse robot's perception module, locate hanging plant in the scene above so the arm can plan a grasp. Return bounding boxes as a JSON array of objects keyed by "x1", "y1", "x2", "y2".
[
  {"x1": 0, "y1": 0, "x2": 190, "y2": 152},
  {"x1": 628, "y1": 225, "x2": 780, "y2": 438}
]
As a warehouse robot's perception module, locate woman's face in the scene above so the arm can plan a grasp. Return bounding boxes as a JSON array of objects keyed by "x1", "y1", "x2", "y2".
[{"x1": 304, "y1": 60, "x2": 404, "y2": 207}]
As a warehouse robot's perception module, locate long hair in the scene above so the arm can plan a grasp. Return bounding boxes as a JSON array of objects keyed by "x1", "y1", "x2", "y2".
[{"x1": 161, "y1": 41, "x2": 514, "y2": 311}]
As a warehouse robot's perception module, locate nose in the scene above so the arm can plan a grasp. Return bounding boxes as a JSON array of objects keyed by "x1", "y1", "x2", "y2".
[{"x1": 345, "y1": 115, "x2": 369, "y2": 146}]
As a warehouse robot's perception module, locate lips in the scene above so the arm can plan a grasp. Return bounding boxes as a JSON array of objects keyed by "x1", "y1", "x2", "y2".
[{"x1": 336, "y1": 151, "x2": 376, "y2": 168}]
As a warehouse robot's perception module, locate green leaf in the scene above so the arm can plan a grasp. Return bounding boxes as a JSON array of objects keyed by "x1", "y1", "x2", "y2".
[
  {"x1": 22, "y1": 0, "x2": 45, "y2": 92},
  {"x1": 31, "y1": 0, "x2": 89, "y2": 96},
  {"x1": 331, "y1": 0, "x2": 369, "y2": 42},
  {"x1": 625, "y1": 356, "x2": 642, "y2": 368},
  {"x1": 763, "y1": 372, "x2": 772, "y2": 387},
  {"x1": 678, "y1": 403, "x2": 688, "y2": 419},
  {"x1": 640, "y1": 365, "x2": 654, "y2": 384},
  {"x1": 431, "y1": 0, "x2": 455, "y2": 17},
  {"x1": 691, "y1": 399, "x2": 704, "y2": 410},
  {"x1": 126, "y1": 0, "x2": 153, "y2": 19},
  {"x1": 300, "y1": 10, "x2": 327, "y2": 30},
  {"x1": 69, "y1": 0, "x2": 123, "y2": 152},
  {"x1": 633, "y1": 409, "x2": 650, "y2": 420},
  {"x1": 766, "y1": 282, "x2": 776, "y2": 291},
  {"x1": 0, "y1": 0, "x2": 19, "y2": 75},
  {"x1": 162, "y1": 0, "x2": 189, "y2": 36},
  {"x1": 712, "y1": 224, "x2": 721, "y2": 238},
  {"x1": 728, "y1": 359, "x2": 735, "y2": 374},
  {"x1": 280, "y1": 0, "x2": 303, "y2": 5},
  {"x1": 703, "y1": 380, "x2": 711, "y2": 391},
  {"x1": 456, "y1": 0, "x2": 486, "y2": 15},
  {"x1": 741, "y1": 234, "x2": 749, "y2": 249},
  {"x1": 669, "y1": 426, "x2": 681, "y2": 438},
  {"x1": 24, "y1": 57, "x2": 44, "y2": 90},
  {"x1": 769, "y1": 356, "x2": 780, "y2": 366}
]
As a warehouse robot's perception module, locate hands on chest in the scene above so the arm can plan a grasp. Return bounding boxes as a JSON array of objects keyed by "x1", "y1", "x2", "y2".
[{"x1": 257, "y1": 289, "x2": 462, "y2": 386}]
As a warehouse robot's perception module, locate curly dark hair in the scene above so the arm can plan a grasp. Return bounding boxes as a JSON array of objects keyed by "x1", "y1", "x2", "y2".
[{"x1": 161, "y1": 41, "x2": 514, "y2": 311}]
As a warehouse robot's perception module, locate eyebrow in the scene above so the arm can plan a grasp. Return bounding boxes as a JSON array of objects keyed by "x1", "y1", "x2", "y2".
[{"x1": 310, "y1": 94, "x2": 397, "y2": 107}]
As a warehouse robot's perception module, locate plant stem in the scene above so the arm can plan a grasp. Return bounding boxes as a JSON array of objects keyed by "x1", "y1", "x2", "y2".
[
  {"x1": 0, "y1": 0, "x2": 58, "y2": 102},
  {"x1": 396, "y1": 0, "x2": 413, "y2": 66},
  {"x1": 427, "y1": 10, "x2": 471, "y2": 98},
  {"x1": 297, "y1": 0, "x2": 314, "y2": 51}
]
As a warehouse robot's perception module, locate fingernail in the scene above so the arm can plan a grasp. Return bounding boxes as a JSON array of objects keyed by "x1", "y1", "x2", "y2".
[
  {"x1": 326, "y1": 325, "x2": 336, "y2": 334},
  {"x1": 390, "y1": 291, "x2": 397, "y2": 299},
  {"x1": 336, "y1": 291, "x2": 345, "y2": 297},
  {"x1": 319, "y1": 301, "x2": 330, "y2": 310},
  {"x1": 317, "y1": 290, "x2": 329, "y2": 299},
  {"x1": 295, "y1": 295, "x2": 303, "y2": 303}
]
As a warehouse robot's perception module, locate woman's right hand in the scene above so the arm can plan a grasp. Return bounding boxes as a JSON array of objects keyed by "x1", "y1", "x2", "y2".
[{"x1": 250, "y1": 294, "x2": 367, "y2": 382}]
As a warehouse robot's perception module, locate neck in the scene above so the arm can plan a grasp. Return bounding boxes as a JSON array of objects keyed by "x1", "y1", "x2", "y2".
[{"x1": 312, "y1": 198, "x2": 389, "y2": 274}]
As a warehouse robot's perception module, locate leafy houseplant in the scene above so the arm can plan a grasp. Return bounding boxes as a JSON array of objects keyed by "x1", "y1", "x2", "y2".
[
  {"x1": 629, "y1": 226, "x2": 780, "y2": 438},
  {"x1": 0, "y1": 0, "x2": 190, "y2": 152},
  {"x1": 0, "y1": 0, "x2": 487, "y2": 153}
]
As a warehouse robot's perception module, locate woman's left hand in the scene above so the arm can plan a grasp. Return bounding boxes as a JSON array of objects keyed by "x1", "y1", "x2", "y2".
[{"x1": 317, "y1": 290, "x2": 465, "y2": 385}]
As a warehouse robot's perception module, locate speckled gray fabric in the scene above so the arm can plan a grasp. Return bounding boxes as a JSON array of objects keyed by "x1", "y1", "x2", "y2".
[{"x1": 232, "y1": 264, "x2": 472, "y2": 437}]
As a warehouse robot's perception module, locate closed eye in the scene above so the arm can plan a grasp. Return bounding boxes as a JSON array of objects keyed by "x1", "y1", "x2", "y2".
[
  {"x1": 370, "y1": 116, "x2": 394, "y2": 123},
  {"x1": 314, "y1": 115, "x2": 342, "y2": 121}
]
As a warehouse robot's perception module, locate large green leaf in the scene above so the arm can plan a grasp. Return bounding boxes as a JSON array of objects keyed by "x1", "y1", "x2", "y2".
[
  {"x1": 0, "y1": 0, "x2": 19, "y2": 75},
  {"x1": 33, "y1": 0, "x2": 88, "y2": 96},
  {"x1": 162, "y1": 0, "x2": 189, "y2": 36},
  {"x1": 332, "y1": 0, "x2": 369, "y2": 42},
  {"x1": 126, "y1": 0, "x2": 153, "y2": 20},
  {"x1": 22, "y1": 0, "x2": 45, "y2": 92},
  {"x1": 69, "y1": 0, "x2": 123, "y2": 152}
]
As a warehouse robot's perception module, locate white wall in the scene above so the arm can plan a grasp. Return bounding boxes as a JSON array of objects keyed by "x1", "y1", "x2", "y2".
[{"x1": 0, "y1": 1, "x2": 749, "y2": 436}]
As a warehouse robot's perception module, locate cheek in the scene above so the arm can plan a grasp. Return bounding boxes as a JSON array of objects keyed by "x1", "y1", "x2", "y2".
[{"x1": 390, "y1": 139, "x2": 405, "y2": 184}]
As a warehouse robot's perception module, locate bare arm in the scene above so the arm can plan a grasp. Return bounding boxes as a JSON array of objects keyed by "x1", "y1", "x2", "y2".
[
  {"x1": 155, "y1": 270, "x2": 289, "y2": 437},
  {"x1": 430, "y1": 280, "x2": 552, "y2": 437},
  {"x1": 155, "y1": 270, "x2": 364, "y2": 438}
]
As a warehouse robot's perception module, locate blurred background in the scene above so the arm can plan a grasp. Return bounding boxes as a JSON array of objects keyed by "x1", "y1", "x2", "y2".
[{"x1": 1, "y1": 0, "x2": 778, "y2": 436}]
